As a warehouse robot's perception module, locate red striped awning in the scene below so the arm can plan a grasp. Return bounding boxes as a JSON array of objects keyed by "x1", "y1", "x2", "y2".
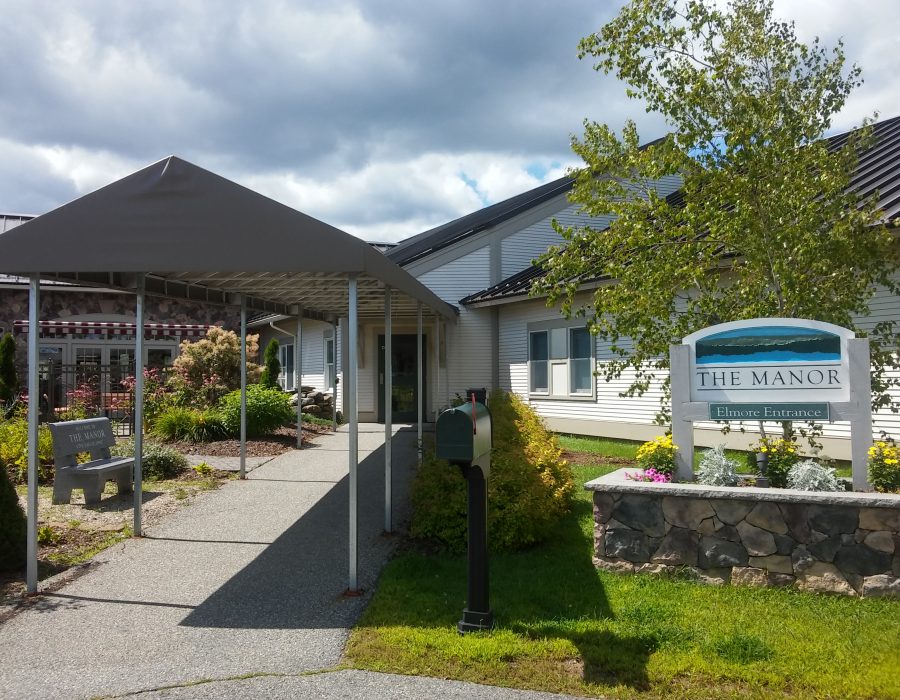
[{"x1": 13, "y1": 320, "x2": 215, "y2": 339}]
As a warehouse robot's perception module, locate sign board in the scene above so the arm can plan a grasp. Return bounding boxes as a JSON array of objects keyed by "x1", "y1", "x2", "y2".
[
  {"x1": 683, "y1": 319, "x2": 854, "y2": 404},
  {"x1": 708, "y1": 403, "x2": 830, "y2": 422}
]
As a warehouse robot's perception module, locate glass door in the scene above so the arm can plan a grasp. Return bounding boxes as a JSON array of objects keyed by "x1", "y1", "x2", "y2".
[{"x1": 378, "y1": 334, "x2": 426, "y2": 423}]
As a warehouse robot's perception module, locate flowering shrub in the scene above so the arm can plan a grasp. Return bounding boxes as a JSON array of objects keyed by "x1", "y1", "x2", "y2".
[
  {"x1": 787, "y1": 459, "x2": 842, "y2": 492},
  {"x1": 868, "y1": 441, "x2": 900, "y2": 493},
  {"x1": 697, "y1": 444, "x2": 741, "y2": 486},
  {"x1": 121, "y1": 367, "x2": 171, "y2": 424},
  {"x1": 626, "y1": 467, "x2": 672, "y2": 483},
  {"x1": 59, "y1": 379, "x2": 100, "y2": 421},
  {"x1": 636, "y1": 435, "x2": 677, "y2": 477},
  {"x1": 168, "y1": 327, "x2": 261, "y2": 406},
  {"x1": 754, "y1": 437, "x2": 799, "y2": 488}
]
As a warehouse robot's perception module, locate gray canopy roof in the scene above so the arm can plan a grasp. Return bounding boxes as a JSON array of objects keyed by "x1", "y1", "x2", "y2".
[{"x1": 0, "y1": 156, "x2": 456, "y2": 321}]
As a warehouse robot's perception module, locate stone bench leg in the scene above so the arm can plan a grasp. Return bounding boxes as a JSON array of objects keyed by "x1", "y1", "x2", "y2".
[
  {"x1": 52, "y1": 476, "x2": 74, "y2": 506},
  {"x1": 82, "y1": 478, "x2": 105, "y2": 506},
  {"x1": 115, "y1": 469, "x2": 133, "y2": 496}
]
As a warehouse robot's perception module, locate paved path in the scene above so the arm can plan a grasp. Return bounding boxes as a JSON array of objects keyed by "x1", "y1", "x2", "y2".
[{"x1": 0, "y1": 424, "x2": 582, "y2": 700}]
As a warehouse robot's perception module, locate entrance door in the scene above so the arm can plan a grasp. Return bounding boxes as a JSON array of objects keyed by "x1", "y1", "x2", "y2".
[{"x1": 378, "y1": 334, "x2": 426, "y2": 423}]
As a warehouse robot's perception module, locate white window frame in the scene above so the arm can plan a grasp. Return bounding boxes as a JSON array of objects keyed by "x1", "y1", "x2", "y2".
[
  {"x1": 324, "y1": 333, "x2": 335, "y2": 392},
  {"x1": 279, "y1": 342, "x2": 295, "y2": 391},
  {"x1": 527, "y1": 321, "x2": 596, "y2": 400}
]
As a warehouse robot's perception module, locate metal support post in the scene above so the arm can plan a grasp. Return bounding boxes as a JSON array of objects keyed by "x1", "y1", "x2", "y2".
[
  {"x1": 26, "y1": 274, "x2": 40, "y2": 594},
  {"x1": 239, "y1": 296, "x2": 247, "y2": 479},
  {"x1": 133, "y1": 274, "x2": 145, "y2": 535},
  {"x1": 384, "y1": 287, "x2": 392, "y2": 533},
  {"x1": 296, "y1": 308, "x2": 303, "y2": 449},
  {"x1": 417, "y1": 302, "x2": 423, "y2": 465},
  {"x1": 348, "y1": 275, "x2": 359, "y2": 591}
]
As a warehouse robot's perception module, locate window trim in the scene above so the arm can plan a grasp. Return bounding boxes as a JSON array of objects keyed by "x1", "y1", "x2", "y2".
[
  {"x1": 527, "y1": 320, "x2": 596, "y2": 401},
  {"x1": 279, "y1": 342, "x2": 295, "y2": 391}
]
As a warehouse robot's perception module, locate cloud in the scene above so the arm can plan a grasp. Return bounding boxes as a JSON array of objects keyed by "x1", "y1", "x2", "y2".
[{"x1": 0, "y1": 0, "x2": 895, "y2": 242}]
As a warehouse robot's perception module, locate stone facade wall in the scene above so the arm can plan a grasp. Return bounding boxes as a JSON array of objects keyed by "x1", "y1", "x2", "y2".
[
  {"x1": 589, "y1": 473, "x2": 900, "y2": 598},
  {"x1": 1, "y1": 288, "x2": 241, "y2": 353}
]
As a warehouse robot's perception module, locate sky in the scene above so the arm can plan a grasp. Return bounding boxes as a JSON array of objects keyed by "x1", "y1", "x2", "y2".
[{"x1": 1, "y1": 0, "x2": 898, "y2": 243}]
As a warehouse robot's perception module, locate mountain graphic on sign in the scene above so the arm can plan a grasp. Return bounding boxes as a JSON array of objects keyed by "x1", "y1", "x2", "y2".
[{"x1": 695, "y1": 326, "x2": 841, "y2": 364}]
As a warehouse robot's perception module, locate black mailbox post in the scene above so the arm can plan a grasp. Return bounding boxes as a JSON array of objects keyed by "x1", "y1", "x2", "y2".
[{"x1": 435, "y1": 395, "x2": 494, "y2": 634}]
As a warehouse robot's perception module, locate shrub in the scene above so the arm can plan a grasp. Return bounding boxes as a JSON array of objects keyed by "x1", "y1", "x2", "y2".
[
  {"x1": 754, "y1": 437, "x2": 799, "y2": 488},
  {"x1": 0, "y1": 417, "x2": 54, "y2": 484},
  {"x1": 0, "y1": 455, "x2": 26, "y2": 571},
  {"x1": 868, "y1": 441, "x2": 900, "y2": 493},
  {"x1": 218, "y1": 384, "x2": 294, "y2": 438},
  {"x1": 152, "y1": 407, "x2": 197, "y2": 441},
  {"x1": 787, "y1": 459, "x2": 842, "y2": 492},
  {"x1": 410, "y1": 390, "x2": 575, "y2": 552},
  {"x1": 168, "y1": 327, "x2": 261, "y2": 407},
  {"x1": 697, "y1": 445, "x2": 741, "y2": 486},
  {"x1": 636, "y1": 435, "x2": 677, "y2": 477},
  {"x1": 111, "y1": 438, "x2": 188, "y2": 480},
  {"x1": 259, "y1": 339, "x2": 281, "y2": 389},
  {"x1": 0, "y1": 332, "x2": 17, "y2": 408}
]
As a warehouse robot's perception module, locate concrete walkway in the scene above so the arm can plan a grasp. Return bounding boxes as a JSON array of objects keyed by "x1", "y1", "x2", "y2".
[{"x1": 0, "y1": 425, "x2": 580, "y2": 700}]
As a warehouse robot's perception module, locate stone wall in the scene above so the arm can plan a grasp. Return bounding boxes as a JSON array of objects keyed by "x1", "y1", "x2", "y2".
[{"x1": 587, "y1": 471, "x2": 900, "y2": 598}]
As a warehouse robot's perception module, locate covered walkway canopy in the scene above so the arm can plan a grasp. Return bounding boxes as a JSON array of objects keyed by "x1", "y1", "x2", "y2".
[{"x1": 0, "y1": 155, "x2": 456, "y2": 594}]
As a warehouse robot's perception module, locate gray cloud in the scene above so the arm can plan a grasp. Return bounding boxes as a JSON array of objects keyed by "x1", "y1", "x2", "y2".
[{"x1": 0, "y1": 0, "x2": 896, "y2": 240}]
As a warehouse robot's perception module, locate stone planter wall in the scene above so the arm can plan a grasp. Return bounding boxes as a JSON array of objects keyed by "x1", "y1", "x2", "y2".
[{"x1": 586, "y1": 471, "x2": 900, "y2": 598}]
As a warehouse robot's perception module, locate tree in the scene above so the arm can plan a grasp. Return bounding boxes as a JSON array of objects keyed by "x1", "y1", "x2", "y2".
[
  {"x1": 533, "y1": 0, "x2": 899, "y2": 421},
  {"x1": 0, "y1": 332, "x2": 17, "y2": 407},
  {"x1": 259, "y1": 339, "x2": 282, "y2": 389}
]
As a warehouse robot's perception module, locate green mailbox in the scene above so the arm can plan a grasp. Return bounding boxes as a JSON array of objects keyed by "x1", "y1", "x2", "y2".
[
  {"x1": 435, "y1": 400, "x2": 492, "y2": 473},
  {"x1": 435, "y1": 396, "x2": 494, "y2": 634}
]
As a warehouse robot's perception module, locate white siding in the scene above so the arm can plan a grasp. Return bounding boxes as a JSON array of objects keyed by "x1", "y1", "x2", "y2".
[
  {"x1": 419, "y1": 248, "x2": 494, "y2": 402},
  {"x1": 500, "y1": 175, "x2": 683, "y2": 278},
  {"x1": 498, "y1": 279, "x2": 900, "y2": 447}
]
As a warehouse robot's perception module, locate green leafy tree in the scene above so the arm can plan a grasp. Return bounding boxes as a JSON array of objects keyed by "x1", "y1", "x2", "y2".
[
  {"x1": 0, "y1": 332, "x2": 17, "y2": 408},
  {"x1": 534, "y1": 0, "x2": 899, "y2": 421},
  {"x1": 259, "y1": 339, "x2": 281, "y2": 389}
]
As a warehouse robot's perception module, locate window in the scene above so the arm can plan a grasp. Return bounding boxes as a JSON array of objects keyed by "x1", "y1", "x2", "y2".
[
  {"x1": 324, "y1": 335, "x2": 335, "y2": 391},
  {"x1": 279, "y1": 343, "x2": 295, "y2": 391},
  {"x1": 528, "y1": 324, "x2": 594, "y2": 398}
]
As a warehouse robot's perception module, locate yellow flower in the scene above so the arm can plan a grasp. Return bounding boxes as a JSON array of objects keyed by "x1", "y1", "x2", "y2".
[
  {"x1": 886, "y1": 459, "x2": 898, "y2": 465},
  {"x1": 760, "y1": 446, "x2": 767, "y2": 453}
]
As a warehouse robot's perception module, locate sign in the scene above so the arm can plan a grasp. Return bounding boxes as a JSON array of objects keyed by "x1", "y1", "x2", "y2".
[
  {"x1": 683, "y1": 318, "x2": 853, "y2": 403},
  {"x1": 708, "y1": 403, "x2": 830, "y2": 421}
]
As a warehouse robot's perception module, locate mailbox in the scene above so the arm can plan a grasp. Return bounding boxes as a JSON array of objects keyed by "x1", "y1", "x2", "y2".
[
  {"x1": 435, "y1": 400, "x2": 492, "y2": 474},
  {"x1": 435, "y1": 396, "x2": 494, "y2": 634}
]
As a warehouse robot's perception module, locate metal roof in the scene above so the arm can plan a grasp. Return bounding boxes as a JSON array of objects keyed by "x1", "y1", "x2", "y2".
[
  {"x1": 0, "y1": 156, "x2": 457, "y2": 322},
  {"x1": 462, "y1": 115, "x2": 900, "y2": 308},
  {"x1": 386, "y1": 174, "x2": 576, "y2": 267}
]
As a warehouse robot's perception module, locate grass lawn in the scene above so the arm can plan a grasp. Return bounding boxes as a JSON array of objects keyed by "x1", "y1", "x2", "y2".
[
  {"x1": 557, "y1": 433, "x2": 852, "y2": 478},
  {"x1": 346, "y1": 463, "x2": 899, "y2": 698}
]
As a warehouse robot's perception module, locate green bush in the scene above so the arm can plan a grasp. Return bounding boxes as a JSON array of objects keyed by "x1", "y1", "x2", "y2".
[
  {"x1": 152, "y1": 407, "x2": 197, "y2": 441},
  {"x1": 111, "y1": 438, "x2": 188, "y2": 480},
  {"x1": 410, "y1": 390, "x2": 575, "y2": 552},
  {"x1": 259, "y1": 339, "x2": 281, "y2": 389},
  {"x1": 0, "y1": 455, "x2": 26, "y2": 571},
  {"x1": 151, "y1": 406, "x2": 227, "y2": 443},
  {"x1": 0, "y1": 417, "x2": 54, "y2": 484},
  {"x1": 219, "y1": 384, "x2": 294, "y2": 438}
]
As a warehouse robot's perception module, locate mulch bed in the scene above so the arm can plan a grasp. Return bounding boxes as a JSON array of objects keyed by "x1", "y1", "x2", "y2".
[
  {"x1": 561, "y1": 449, "x2": 634, "y2": 467},
  {"x1": 167, "y1": 422, "x2": 334, "y2": 457}
]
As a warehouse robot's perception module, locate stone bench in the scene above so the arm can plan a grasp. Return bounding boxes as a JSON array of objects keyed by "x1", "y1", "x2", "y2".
[{"x1": 49, "y1": 418, "x2": 134, "y2": 505}]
